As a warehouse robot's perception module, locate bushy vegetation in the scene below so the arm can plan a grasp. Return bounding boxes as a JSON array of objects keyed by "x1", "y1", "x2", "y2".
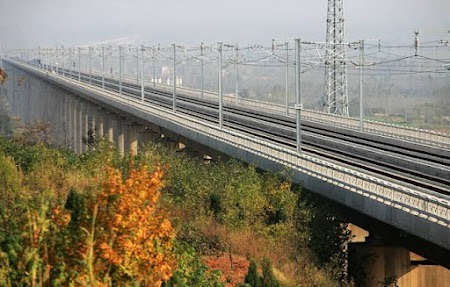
[
  {"x1": 238, "y1": 258, "x2": 280, "y2": 287},
  {"x1": 0, "y1": 126, "x2": 354, "y2": 286},
  {"x1": 0, "y1": 136, "x2": 222, "y2": 286},
  {"x1": 137, "y1": 142, "x2": 353, "y2": 285}
]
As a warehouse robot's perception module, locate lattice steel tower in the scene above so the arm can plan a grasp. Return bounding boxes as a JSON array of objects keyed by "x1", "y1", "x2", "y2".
[{"x1": 324, "y1": 0, "x2": 349, "y2": 116}]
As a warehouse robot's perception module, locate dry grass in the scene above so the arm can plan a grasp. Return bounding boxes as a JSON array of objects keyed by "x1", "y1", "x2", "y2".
[{"x1": 193, "y1": 217, "x2": 338, "y2": 287}]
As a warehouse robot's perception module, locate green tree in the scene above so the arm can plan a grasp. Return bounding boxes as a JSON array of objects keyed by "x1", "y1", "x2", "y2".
[
  {"x1": 240, "y1": 258, "x2": 280, "y2": 287},
  {"x1": 244, "y1": 260, "x2": 261, "y2": 287},
  {"x1": 295, "y1": 192, "x2": 351, "y2": 282},
  {"x1": 261, "y1": 258, "x2": 280, "y2": 287}
]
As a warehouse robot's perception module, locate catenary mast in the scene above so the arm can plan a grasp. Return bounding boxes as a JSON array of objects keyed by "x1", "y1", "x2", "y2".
[{"x1": 324, "y1": 0, "x2": 349, "y2": 116}]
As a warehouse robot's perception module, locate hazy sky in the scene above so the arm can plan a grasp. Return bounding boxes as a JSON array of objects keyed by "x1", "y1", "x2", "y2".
[{"x1": 0, "y1": 0, "x2": 449, "y2": 48}]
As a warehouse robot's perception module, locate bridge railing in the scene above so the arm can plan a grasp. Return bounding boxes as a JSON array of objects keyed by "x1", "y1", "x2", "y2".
[
  {"x1": 100, "y1": 81, "x2": 449, "y2": 228},
  {"x1": 300, "y1": 109, "x2": 450, "y2": 149}
]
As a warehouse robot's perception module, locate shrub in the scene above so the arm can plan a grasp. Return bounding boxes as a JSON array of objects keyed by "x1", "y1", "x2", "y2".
[
  {"x1": 261, "y1": 258, "x2": 280, "y2": 287},
  {"x1": 244, "y1": 260, "x2": 261, "y2": 287},
  {"x1": 240, "y1": 258, "x2": 280, "y2": 287},
  {"x1": 164, "y1": 243, "x2": 224, "y2": 287}
]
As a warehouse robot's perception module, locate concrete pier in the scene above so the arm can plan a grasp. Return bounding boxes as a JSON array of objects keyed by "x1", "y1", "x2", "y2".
[
  {"x1": 107, "y1": 112, "x2": 114, "y2": 143},
  {"x1": 128, "y1": 122, "x2": 138, "y2": 156},
  {"x1": 81, "y1": 101, "x2": 89, "y2": 152},
  {"x1": 89, "y1": 105, "x2": 96, "y2": 142},
  {"x1": 97, "y1": 108, "x2": 104, "y2": 138},
  {"x1": 348, "y1": 224, "x2": 450, "y2": 287},
  {"x1": 350, "y1": 244, "x2": 450, "y2": 287},
  {"x1": 117, "y1": 117, "x2": 125, "y2": 156},
  {"x1": 75, "y1": 98, "x2": 82, "y2": 154}
]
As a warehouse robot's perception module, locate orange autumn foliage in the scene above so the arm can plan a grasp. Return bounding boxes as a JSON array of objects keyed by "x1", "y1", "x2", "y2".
[
  {"x1": 0, "y1": 68, "x2": 7, "y2": 85},
  {"x1": 94, "y1": 163, "x2": 176, "y2": 286},
  {"x1": 51, "y1": 206, "x2": 71, "y2": 227}
]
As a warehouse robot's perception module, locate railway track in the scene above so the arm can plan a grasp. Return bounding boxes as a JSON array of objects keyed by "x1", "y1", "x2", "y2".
[{"x1": 51, "y1": 66, "x2": 450, "y2": 197}]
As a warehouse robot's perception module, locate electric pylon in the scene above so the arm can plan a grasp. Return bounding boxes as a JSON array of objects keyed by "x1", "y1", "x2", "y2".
[{"x1": 324, "y1": 0, "x2": 349, "y2": 116}]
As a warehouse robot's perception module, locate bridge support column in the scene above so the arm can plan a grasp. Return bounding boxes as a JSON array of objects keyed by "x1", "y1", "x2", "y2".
[
  {"x1": 81, "y1": 101, "x2": 89, "y2": 153},
  {"x1": 50, "y1": 88, "x2": 58, "y2": 131},
  {"x1": 116, "y1": 117, "x2": 125, "y2": 157},
  {"x1": 88, "y1": 105, "x2": 96, "y2": 146},
  {"x1": 128, "y1": 122, "x2": 138, "y2": 156},
  {"x1": 106, "y1": 112, "x2": 114, "y2": 143},
  {"x1": 43, "y1": 84, "x2": 50, "y2": 122},
  {"x1": 65, "y1": 96, "x2": 72, "y2": 149},
  {"x1": 56, "y1": 93, "x2": 64, "y2": 144},
  {"x1": 63, "y1": 96, "x2": 69, "y2": 146},
  {"x1": 139, "y1": 128, "x2": 160, "y2": 149},
  {"x1": 97, "y1": 108, "x2": 104, "y2": 138},
  {"x1": 75, "y1": 98, "x2": 82, "y2": 154},
  {"x1": 71, "y1": 97, "x2": 77, "y2": 152},
  {"x1": 347, "y1": 223, "x2": 450, "y2": 287},
  {"x1": 25, "y1": 72, "x2": 32, "y2": 123},
  {"x1": 141, "y1": 125, "x2": 226, "y2": 163},
  {"x1": 350, "y1": 243, "x2": 449, "y2": 287}
]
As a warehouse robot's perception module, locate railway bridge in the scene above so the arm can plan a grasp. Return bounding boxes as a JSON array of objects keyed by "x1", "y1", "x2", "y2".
[{"x1": 1, "y1": 54, "x2": 450, "y2": 284}]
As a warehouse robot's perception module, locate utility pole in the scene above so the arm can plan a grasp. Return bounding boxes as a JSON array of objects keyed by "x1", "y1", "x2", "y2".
[
  {"x1": 141, "y1": 46, "x2": 145, "y2": 102},
  {"x1": 152, "y1": 47, "x2": 156, "y2": 88},
  {"x1": 78, "y1": 47, "x2": 81, "y2": 81},
  {"x1": 119, "y1": 46, "x2": 122, "y2": 94},
  {"x1": 172, "y1": 44, "x2": 177, "y2": 112},
  {"x1": 56, "y1": 47, "x2": 59, "y2": 74},
  {"x1": 109, "y1": 46, "x2": 113, "y2": 77},
  {"x1": 414, "y1": 31, "x2": 420, "y2": 56},
  {"x1": 324, "y1": 0, "x2": 349, "y2": 116},
  {"x1": 48, "y1": 50, "x2": 52, "y2": 72},
  {"x1": 295, "y1": 39, "x2": 302, "y2": 152},
  {"x1": 218, "y1": 42, "x2": 223, "y2": 128},
  {"x1": 235, "y1": 44, "x2": 239, "y2": 105},
  {"x1": 89, "y1": 47, "x2": 92, "y2": 84},
  {"x1": 122, "y1": 46, "x2": 125, "y2": 84},
  {"x1": 359, "y1": 40, "x2": 365, "y2": 132},
  {"x1": 46, "y1": 51, "x2": 49, "y2": 72},
  {"x1": 101, "y1": 46, "x2": 105, "y2": 89},
  {"x1": 200, "y1": 42, "x2": 204, "y2": 98},
  {"x1": 136, "y1": 46, "x2": 139, "y2": 85},
  {"x1": 69, "y1": 48, "x2": 72, "y2": 77},
  {"x1": 62, "y1": 46, "x2": 65, "y2": 77},
  {"x1": 38, "y1": 46, "x2": 41, "y2": 69},
  {"x1": 285, "y1": 42, "x2": 289, "y2": 115}
]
